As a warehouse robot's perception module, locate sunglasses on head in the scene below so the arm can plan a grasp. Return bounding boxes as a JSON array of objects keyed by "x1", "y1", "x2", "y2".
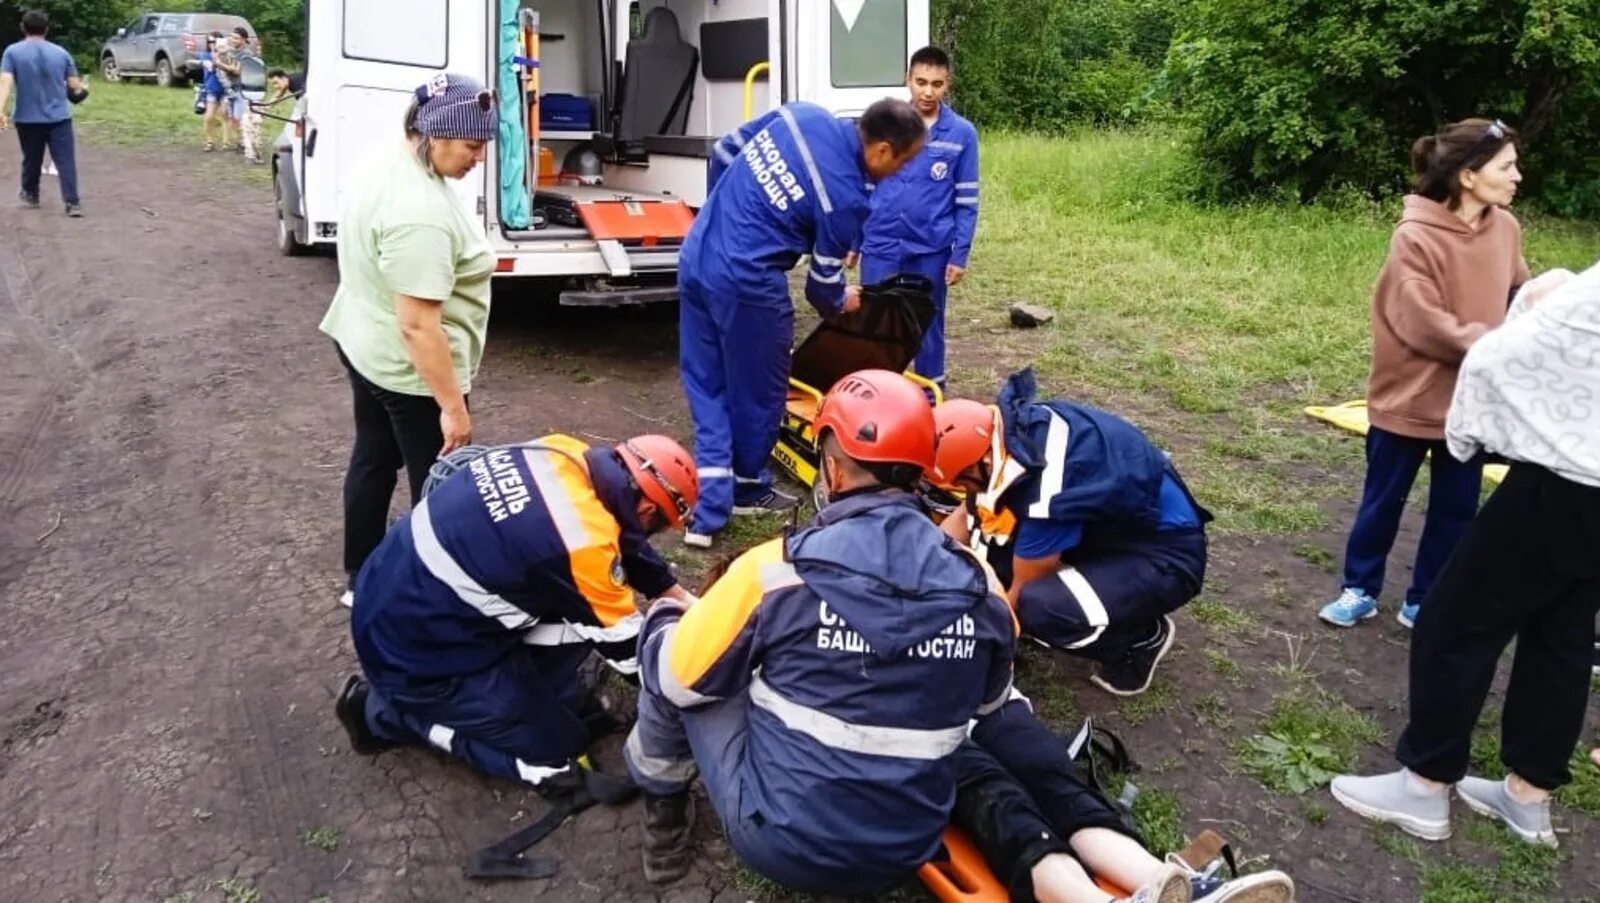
[
  {"x1": 418, "y1": 81, "x2": 498, "y2": 110},
  {"x1": 624, "y1": 440, "x2": 690, "y2": 523},
  {"x1": 1462, "y1": 119, "x2": 1508, "y2": 161}
]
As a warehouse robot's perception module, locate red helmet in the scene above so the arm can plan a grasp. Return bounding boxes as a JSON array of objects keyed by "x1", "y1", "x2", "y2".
[
  {"x1": 929, "y1": 399, "x2": 997, "y2": 489},
  {"x1": 814, "y1": 370, "x2": 936, "y2": 474},
  {"x1": 617, "y1": 435, "x2": 698, "y2": 528}
]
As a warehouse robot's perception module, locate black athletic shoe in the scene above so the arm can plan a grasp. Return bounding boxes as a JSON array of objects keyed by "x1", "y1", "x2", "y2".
[
  {"x1": 19, "y1": 191, "x2": 39, "y2": 208},
  {"x1": 732, "y1": 487, "x2": 800, "y2": 515},
  {"x1": 335, "y1": 675, "x2": 393, "y2": 756},
  {"x1": 64, "y1": 203, "x2": 83, "y2": 218},
  {"x1": 1091, "y1": 616, "x2": 1176, "y2": 696},
  {"x1": 641, "y1": 791, "x2": 695, "y2": 885}
]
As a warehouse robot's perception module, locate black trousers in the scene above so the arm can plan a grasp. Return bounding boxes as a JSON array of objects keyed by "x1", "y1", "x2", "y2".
[
  {"x1": 953, "y1": 701, "x2": 1136, "y2": 903},
  {"x1": 1396, "y1": 463, "x2": 1600, "y2": 790},
  {"x1": 338, "y1": 347, "x2": 455, "y2": 586}
]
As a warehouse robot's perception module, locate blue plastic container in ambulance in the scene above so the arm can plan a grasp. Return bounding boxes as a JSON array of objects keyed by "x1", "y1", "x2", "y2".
[{"x1": 540, "y1": 93, "x2": 594, "y2": 132}]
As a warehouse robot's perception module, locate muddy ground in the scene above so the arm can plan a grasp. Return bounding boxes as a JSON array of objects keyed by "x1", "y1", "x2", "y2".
[{"x1": 1, "y1": 138, "x2": 1595, "y2": 903}]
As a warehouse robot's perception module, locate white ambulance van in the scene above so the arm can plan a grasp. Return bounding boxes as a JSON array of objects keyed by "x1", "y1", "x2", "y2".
[{"x1": 272, "y1": 0, "x2": 928, "y2": 306}]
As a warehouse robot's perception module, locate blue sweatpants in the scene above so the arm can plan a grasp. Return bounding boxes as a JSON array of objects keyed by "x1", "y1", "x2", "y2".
[
  {"x1": 1341, "y1": 426, "x2": 1483, "y2": 607},
  {"x1": 860, "y1": 250, "x2": 950, "y2": 388},
  {"x1": 678, "y1": 274, "x2": 795, "y2": 535},
  {"x1": 361, "y1": 643, "x2": 592, "y2": 789}
]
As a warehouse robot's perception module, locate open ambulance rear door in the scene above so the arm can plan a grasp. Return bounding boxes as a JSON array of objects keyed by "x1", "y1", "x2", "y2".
[{"x1": 295, "y1": 0, "x2": 491, "y2": 248}]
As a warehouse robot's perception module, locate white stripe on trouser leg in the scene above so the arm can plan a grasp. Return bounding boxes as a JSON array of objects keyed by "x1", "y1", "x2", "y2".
[
  {"x1": 625, "y1": 728, "x2": 699, "y2": 784},
  {"x1": 1058, "y1": 567, "x2": 1109, "y2": 649},
  {"x1": 698, "y1": 467, "x2": 733, "y2": 479},
  {"x1": 515, "y1": 758, "x2": 572, "y2": 786},
  {"x1": 427, "y1": 724, "x2": 456, "y2": 752}
]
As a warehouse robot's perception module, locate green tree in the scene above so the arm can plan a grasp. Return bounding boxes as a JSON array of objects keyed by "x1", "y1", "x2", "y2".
[
  {"x1": 197, "y1": 0, "x2": 304, "y2": 66},
  {"x1": 1165, "y1": 0, "x2": 1600, "y2": 215},
  {"x1": 932, "y1": 0, "x2": 1177, "y2": 128},
  {"x1": 0, "y1": 0, "x2": 142, "y2": 65}
]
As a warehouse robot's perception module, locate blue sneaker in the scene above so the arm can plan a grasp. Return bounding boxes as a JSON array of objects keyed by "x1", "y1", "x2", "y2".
[
  {"x1": 1318, "y1": 588, "x2": 1378, "y2": 628},
  {"x1": 1397, "y1": 601, "x2": 1421, "y2": 629}
]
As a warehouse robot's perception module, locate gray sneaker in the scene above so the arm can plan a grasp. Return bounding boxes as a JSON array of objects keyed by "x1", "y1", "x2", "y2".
[
  {"x1": 1456, "y1": 775, "x2": 1557, "y2": 847},
  {"x1": 1330, "y1": 769, "x2": 1452, "y2": 840}
]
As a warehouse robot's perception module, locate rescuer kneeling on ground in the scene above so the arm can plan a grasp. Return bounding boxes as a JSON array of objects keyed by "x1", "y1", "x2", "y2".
[
  {"x1": 333, "y1": 434, "x2": 698, "y2": 800},
  {"x1": 623, "y1": 370, "x2": 1017, "y2": 893}
]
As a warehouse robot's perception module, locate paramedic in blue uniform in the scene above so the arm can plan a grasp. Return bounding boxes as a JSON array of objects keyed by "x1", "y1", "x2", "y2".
[
  {"x1": 928, "y1": 369, "x2": 1213, "y2": 697},
  {"x1": 848, "y1": 45, "x2": 979, "y2": 392},
  {"x1": 624, "y1": 370, "x2": 1018, "y2": 891},
  {"x1": 677, "y1": 98, "x2": 928, "y2": 548},
  {"x1": 332, "y1": 434, "x2": 700, "y2": 796}
]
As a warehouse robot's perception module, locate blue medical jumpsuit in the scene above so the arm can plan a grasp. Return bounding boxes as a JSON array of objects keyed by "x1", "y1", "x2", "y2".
[
  {"x1": 349, "y1": 437, "x2": 676, "y2": 791},
  {"x1": 857, "y1": 104, "x2": 980, "y2": 389},
  {"x1": 679, "y1": 102, "x2": 873, "y2": 535},
  {"x1": 973, "y1": 370, "x2": 1213, "y2": 662}
]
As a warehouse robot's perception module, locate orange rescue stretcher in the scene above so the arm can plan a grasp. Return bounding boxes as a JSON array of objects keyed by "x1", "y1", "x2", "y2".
[
  {"x1": 920, "y1": 827, "x2": 1234, "y2": 902},
  {"x1": 772, "y1": 274, "x2": 951, "y2": 508}
]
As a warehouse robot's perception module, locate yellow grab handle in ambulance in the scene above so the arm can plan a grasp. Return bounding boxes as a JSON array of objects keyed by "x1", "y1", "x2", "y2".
[
  {"x1": 743, "y1": 61, "x2": 770, "y2": 120},
  {"x1": 905, "y1": 371, "x2": 945, "y2": 405}
]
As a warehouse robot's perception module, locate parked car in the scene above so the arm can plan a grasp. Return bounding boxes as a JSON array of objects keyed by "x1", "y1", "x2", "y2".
[{"x1": 100, "y1": 12, "x2": 258, "y2": 88}]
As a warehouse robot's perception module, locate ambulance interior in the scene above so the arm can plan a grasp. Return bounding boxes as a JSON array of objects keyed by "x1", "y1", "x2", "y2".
[{"x1": 501, "y1": 0, "x2": 773, "y2": 238}]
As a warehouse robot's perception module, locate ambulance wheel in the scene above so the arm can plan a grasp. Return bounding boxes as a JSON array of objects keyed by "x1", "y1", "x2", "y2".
[
  {"x1": 275, "y1": 177, "x2": 308, "y2": 257},
  {"x1": 811, "y1": 478, "x2": 829, "y2": 512}
]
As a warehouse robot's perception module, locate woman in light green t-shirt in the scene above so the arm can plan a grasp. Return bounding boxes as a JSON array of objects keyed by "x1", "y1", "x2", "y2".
[{"x1": 318, "y1": 73, "x2": 498, "y2": 595}]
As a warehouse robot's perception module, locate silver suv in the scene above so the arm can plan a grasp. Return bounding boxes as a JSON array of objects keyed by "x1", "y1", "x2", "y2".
[{"x1": 100, "y1": 12, "x2": 257, "y2": 88}]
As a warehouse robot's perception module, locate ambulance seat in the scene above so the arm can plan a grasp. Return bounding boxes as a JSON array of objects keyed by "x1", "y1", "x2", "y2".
[{"x1": 616, "y1": 7, "x2": 699, "y2": 155}]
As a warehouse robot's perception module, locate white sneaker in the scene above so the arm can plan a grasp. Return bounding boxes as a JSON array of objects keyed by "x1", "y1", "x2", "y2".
[
  {"x1": 339, "y1": 590, "x2": 354, "y2": 609},
  {"x1": 682, "y1": 531, "x2": 713, "y2": 549}
]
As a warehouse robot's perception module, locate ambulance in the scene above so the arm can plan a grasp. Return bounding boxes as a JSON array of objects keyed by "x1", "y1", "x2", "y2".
[{"x1": 273, "y1": 0, "x2": 929, "y2": 306}]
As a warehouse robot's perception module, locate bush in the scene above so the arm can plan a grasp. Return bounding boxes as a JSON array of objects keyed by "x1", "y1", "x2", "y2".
[
  {"x1": 933, "y1": 0, "x2": 1178, "y2": 128},
  {"x1": 1165, "y1": 0, "x2": 1600, "y2": 215}
]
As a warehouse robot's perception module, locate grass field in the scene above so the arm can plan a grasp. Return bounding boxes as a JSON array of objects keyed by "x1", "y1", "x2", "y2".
[
  {"x1": 75, "y1": 78, "x2": 275, "y2": 186},
  {"x1": 70, "y1": 86, "x2": 1600, "y2": 902},
  {"x1": 963, "y1": 130, "x2": 1600, "y2": 537}
]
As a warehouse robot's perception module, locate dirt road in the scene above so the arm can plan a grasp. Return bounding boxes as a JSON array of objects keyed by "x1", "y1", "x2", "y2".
[
  {"x1": 0, "y1": 141, "x2": 732, "y2": 902},
  {"x1": 2, "y1": 138, "x2": 1596, "y2": 903}
]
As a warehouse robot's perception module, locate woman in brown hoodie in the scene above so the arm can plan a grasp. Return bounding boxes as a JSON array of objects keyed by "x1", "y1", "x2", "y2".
[{"x1": 1318, "y1": 119, "x2": 1529, "y2": 630}]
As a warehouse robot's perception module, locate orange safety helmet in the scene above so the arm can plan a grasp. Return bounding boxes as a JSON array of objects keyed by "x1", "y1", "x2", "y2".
[
  {"x1": 814, "y1": 370, "x2": 936, "y2": 483},
  {"x1": 929, "y1": 399, "x2": 997, "y2": 489},
  {"x1": 617, "y1": 435, "x2": 699, "y2": 528}
]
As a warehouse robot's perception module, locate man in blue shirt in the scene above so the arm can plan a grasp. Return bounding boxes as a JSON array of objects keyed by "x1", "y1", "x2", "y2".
[
  {"x1": 927, "y1": 370, "x2": 1214, "y2": 697},
  {"x1": 849, "y1": 47, "x2": 980, "y2": 393},
  {"x1": 678, "y1": 98, "x2": 926, "y2": 548},
  {"x1": 0, "y1": 10, "x2": 86, "y2": 216}
]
